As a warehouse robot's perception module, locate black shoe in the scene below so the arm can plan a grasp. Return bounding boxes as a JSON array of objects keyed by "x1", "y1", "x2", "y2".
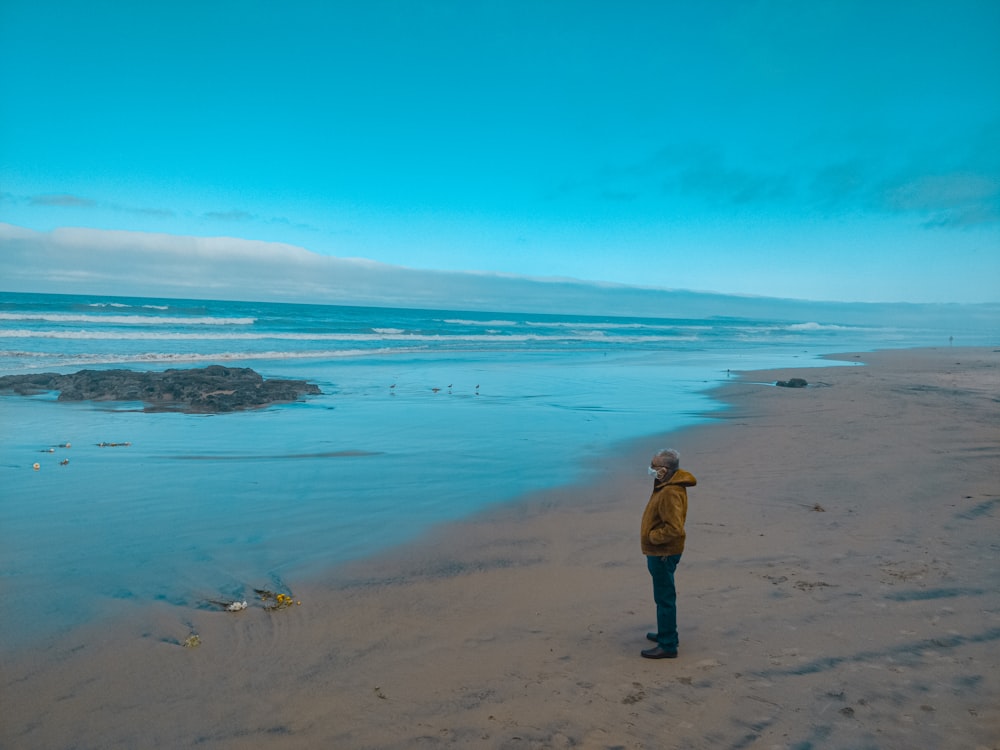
[
  {"x1": 646, "y1": 632, "x2": 657, "y2": 642},
  {"x1": 641, "y1": 646, "x2": 678, "y2": 659}
]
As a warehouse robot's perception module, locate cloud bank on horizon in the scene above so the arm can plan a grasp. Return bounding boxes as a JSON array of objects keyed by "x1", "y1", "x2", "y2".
[
  {"x1": 0, "y1": 223, "x2": 720, "y2": 315},
  {"x1": 1, "y1": 1, "x2": 998, "y2": 306}
]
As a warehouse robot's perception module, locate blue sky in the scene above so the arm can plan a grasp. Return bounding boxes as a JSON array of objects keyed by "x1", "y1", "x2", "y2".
[{"x1": 2, "y1": 1, "x2": 999, "y2": 306}]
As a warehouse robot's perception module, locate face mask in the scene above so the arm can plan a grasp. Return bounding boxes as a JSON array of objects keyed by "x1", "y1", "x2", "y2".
[{"x1": 648, "y1": 467, "x2": 664, "y2": 477}]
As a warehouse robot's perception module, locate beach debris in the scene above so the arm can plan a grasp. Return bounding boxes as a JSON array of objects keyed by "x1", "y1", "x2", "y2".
[
  {"x1": 812, "y1": 503, "x2": 826, "y2": 512},
  {"x1": 183, "y1": 633, "x2": 202, "y2": 648},
  {"x1": 255, "y1": 588, "x2": 300, "y2": 611},
  {"x1": 98, "y1": 441, "x2": 132, "y2": 447},
  {"x1": 206, "y1": 598, "x2": 249, "y2": 612},
  {"x1": 776, "y1": 377, "x2": 808, "y2": 388}
]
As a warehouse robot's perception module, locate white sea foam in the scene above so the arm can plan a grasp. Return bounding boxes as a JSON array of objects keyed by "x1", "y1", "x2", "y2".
[
  {"x1": 444, "y1": 318, "x2": 691, "y2": 331},
  {"x1": 0, "y1": 329, "x2": 533, "y2": 342},
  {"x1": 441, "y1": 318, "x2": 520, "y2": 327},
  {"x1": 0, "y1": 328, "x2": 699, "y2": 344},
  {"x1": 2, "y1": 346, "x2": 430, "y2": 367},
  {"x1": 0, "y1": 313, "x2": 256, "y2": 325},
  {"x1": 787, "y1": 321, "x2": 851, "y2": 331},
  {"x1": 87, "y1": 302, "x2": 169, "y2": 310}
]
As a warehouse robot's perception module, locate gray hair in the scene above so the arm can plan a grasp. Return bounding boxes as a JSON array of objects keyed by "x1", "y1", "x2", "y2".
[{"x1": 653, "y1": 448, "x2": 680, "y2": 470}]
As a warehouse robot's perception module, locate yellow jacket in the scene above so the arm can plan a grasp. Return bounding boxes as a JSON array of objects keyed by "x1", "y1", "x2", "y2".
[{"x1": 640, "y1": 469, "x2": 696, "y2": 556}]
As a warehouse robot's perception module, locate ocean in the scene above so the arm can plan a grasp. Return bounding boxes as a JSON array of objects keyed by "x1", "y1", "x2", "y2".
[{"x1": 0, "y1": 290, "x2": 991, "y2": 651}]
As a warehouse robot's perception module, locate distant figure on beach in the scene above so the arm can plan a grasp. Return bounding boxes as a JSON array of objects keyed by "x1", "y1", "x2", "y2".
[{"x1": 640, "y1": 448, "x2": 697, "y2": 659}]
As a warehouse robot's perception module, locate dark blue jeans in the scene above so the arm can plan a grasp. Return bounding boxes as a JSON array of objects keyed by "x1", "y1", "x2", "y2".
[{"x1": 646, "y1": 554, "x2": 682, "y2": 650}]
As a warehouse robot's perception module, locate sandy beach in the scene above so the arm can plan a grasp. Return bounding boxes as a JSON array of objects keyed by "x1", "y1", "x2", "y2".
[{"x1": 2, "y1": 346, "x2": 998, "y2": 750}]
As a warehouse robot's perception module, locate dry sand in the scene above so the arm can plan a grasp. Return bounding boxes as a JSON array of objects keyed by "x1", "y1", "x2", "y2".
[{"x1": 3, "y1": 347, "x2": 998, "y2": 750}]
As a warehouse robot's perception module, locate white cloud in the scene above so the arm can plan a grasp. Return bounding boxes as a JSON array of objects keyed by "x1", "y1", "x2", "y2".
[
  {"x1": 882, "y1": 173, "x2": 1000, "y2": 227},
  {"x1": 202, "y1": 209, "x2": 255, "y2": 222},
  {"x1": 28, "y1": 194, "x2": 98, "y2": 207}
]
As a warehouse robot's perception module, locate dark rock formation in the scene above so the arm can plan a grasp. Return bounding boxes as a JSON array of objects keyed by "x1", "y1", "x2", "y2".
[
  {"x1": 0, "y1": 365, "x2": 322, "y2": 413},
  {"x1": 775, "y1": 377, "x2": 809, "y2": 388}
]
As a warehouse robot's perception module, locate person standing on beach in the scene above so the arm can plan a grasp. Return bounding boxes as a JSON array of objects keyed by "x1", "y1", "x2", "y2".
[{"x1": 640, "y1": 448, "x2": 696, "y2": 659}]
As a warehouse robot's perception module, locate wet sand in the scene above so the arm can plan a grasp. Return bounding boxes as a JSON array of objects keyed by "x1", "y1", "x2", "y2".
[{"x1": 2, "y1": 347, "x2": 998, "y2": 749}]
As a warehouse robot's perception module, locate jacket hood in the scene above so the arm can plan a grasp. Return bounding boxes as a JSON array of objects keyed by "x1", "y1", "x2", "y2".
[{"x1": 660, "y1": 469, "x2": 696, "y2": 488}]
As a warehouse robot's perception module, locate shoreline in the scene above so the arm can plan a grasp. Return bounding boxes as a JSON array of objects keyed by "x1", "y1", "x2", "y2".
[{"x1": 3, "y1": 346, "x2": 998, "y2": 749}]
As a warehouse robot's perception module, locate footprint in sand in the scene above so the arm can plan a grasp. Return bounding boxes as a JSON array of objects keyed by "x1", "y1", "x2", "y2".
[
  {"x1": 794, "y1": 580, "x2": 834, "y2": 591},
  {"x1": 621, "y1": 682, "x2": 646, "y2": 705}
]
